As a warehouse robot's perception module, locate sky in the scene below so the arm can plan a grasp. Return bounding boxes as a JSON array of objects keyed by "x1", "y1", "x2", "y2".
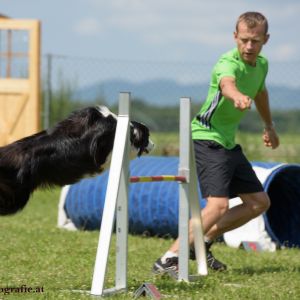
[{"x1": 0, "y1": 0, "x2": 299, "y2": 63}]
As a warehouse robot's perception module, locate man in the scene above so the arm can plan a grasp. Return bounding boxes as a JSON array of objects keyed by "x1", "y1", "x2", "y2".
[{"x1": 153, "y1": 11, "x2": 279, "y2": 273}]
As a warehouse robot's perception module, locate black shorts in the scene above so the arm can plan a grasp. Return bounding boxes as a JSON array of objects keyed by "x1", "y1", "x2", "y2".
[{"x1": 194, "y1": 140, "x2": 264, "y2": 198}]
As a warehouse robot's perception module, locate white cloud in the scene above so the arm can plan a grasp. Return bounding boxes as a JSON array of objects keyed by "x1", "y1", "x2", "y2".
[
  {"x1": 84, "y1": 0, "x2": 239, "y2": 47},
  {"x1": 80, "y1": 0, "x2": 300, "y2": 61},
  {"x1": 271, "y1": 44, "x2": 298, "y2": 62},
  {"x1": 74, "y1": 17, "x2": 103, "y2": 36}
]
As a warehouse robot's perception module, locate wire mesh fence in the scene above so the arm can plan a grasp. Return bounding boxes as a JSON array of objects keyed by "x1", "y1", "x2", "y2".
[
  {"x1": 41, "y1": 53, "x2": 300, "y2": 110},
  {"x1": 40, "y1": 54, "x2": 300, "y2": 162}
]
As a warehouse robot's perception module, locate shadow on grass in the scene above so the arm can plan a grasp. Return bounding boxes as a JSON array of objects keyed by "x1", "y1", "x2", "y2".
[
  {"x1": 232, "y1": 265, "x2": 300, "y2": 275},
  {"x1": 149, "y1": 273, "x2": 206, "y2": 292}
]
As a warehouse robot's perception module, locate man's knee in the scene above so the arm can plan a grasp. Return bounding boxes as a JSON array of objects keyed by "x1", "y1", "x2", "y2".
[
  {"x1": 242, "y1": 192, "x2": 270, "y2": 216},
  {"x1": 206, "y1": 197, "x2": 229, "y2": 217}
]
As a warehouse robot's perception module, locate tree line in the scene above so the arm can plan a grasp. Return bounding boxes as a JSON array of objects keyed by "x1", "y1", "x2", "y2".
[{"x1": 43, "y1": 85, "x2": 300, "y2": 134}]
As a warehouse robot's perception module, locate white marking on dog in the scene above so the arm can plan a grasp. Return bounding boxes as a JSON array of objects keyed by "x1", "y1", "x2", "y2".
[
  {"x1": 146, "y1": 139, "x2": 155, "y2": 153},
  {"x1": 97, "y1": 106, "x2": 117, "y2": 120}
]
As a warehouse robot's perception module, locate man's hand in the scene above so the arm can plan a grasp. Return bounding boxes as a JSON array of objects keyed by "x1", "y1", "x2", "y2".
[
  {"x1": 263, "y1": 126, "x2": 280, "y2": 149},
  {"x1": 233, "y1": 96, "x2": 252, "y2": 111}
]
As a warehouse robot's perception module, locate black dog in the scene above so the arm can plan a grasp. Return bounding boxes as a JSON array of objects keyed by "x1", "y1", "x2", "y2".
[{"x1": 0, "y1": 106, "x2": 154, "y2": 216}]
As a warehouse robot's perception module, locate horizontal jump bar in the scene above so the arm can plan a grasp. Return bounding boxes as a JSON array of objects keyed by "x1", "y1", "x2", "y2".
[{"x1": 130, "y1": 175, "x2": 187, "y2": 183}]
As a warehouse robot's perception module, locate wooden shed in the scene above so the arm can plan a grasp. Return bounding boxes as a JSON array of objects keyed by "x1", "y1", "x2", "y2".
[{"x1": 0, "y1": 15, "x2": 41, "y2": 146}]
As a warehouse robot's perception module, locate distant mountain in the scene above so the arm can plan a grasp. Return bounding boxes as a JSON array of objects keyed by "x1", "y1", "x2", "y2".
[
  {"x1": 73, "y1": 78, "x2": 300, "y2": 110},
  {"x1": 74, "y1": 78, "x2": 208, "y2": 106}
]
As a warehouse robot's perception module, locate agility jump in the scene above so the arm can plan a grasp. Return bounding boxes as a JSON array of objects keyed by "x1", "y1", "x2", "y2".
[{"x1": 89, "y1": 92, "x2": 207, "y2": 297}]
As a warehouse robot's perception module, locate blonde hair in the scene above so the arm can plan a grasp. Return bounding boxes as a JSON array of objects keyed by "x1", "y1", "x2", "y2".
[{"x1": 236, "y1": 12, "x2": 268, "y2": 34}]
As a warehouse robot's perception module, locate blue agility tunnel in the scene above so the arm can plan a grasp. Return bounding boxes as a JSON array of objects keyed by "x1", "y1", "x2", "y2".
[
  {"x1": 63, "y1": 156, "x2": 206, "y2": 237},
  {"x1": 254, "y1": 162, "x2": 300, "y2": 247},
  {"x1": 62, "y1": 156, "x2": 300, "y2": 247}
]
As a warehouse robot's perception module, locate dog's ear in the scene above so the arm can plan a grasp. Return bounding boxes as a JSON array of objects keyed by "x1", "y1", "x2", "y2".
[
  {"x1": 90, "y1": 131, "x2": 103, "y2": 164},
  {"x1": 130, "y1": 122, "x2": 141, "y2": 156},
  {"x1": 90, "y1": 130, "x2": 116, "y2": 166},
  {"x1": 130, "y1": 121, "x2": 151, "y2": 157}
]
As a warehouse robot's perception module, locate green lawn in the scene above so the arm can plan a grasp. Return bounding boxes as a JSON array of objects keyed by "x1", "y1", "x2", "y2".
[
  {"x1": 1, "y1": 188, "x2": 300, "y2": 299},
  {"x1": 151, "y1": 131, "x2": 300, "y2": 163},
  {"x1": 0, "y1": 132, "x2": 299, "y2": 299}
]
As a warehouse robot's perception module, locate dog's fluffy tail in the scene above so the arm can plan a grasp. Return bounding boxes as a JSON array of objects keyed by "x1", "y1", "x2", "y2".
[{"x1": 0, "y1": 181, "x2": 31, "y2": 215}]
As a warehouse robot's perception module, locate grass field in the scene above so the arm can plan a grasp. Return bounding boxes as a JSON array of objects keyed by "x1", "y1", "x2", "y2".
[
  {"x1": 0, "y1": 132, "x2": 299, "y2": 299},
  {"x1": 151, "y1": 131, "x2": 300, "y2": 163},
  {"x1": 1, "y1": 189, "x2": 300, "y2": 300}
]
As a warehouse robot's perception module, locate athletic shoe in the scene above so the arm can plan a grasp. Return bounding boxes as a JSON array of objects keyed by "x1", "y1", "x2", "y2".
[
  {"x1": 190, "y1": 242, "x2": 227, "y2": 271},
  {"x1": 152, "y1": 257, "x2": 178, "y2": 274},
  {"x1": 206, "y1": 249, "x2": 227, "y2": 271}
]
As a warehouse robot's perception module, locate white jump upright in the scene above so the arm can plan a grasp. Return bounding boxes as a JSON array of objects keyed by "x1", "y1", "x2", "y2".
[
  {"x1": 178, "y1": 98, "x2": 208, "y2": 281},
  {"x1": 90, "y1": 93, "x2": 207, "y2": 297},
  {"x1": 91, "y1": 92, "x2": 131, "y2": 296}
]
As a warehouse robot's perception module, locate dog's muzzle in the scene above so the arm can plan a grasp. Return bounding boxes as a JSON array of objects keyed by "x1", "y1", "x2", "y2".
[
  {"x1": 135, "y1": 139, "x2": 155, "y2": 156},
  {"x1": 143, "y1": 139, "x2": 155, "y2": 154}
]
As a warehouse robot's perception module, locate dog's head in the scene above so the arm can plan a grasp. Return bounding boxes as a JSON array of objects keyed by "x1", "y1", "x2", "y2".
[
  {"x1": 130, "y1": 121, "x2": 154, "y2": 156},
  {"x1": 96, "y1": 105, "x2": 154, "y2": 156}
]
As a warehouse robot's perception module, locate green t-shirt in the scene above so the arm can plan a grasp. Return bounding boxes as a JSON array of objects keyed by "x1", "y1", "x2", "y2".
[{"x1": 191, "y1": 48, "x2": 268, "y2": 149}]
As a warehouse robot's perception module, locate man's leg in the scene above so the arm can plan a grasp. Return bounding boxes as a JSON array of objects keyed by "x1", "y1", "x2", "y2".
[
  {"x1": 189, "y1": 192, "x2": 270, "y2": 271},
  {"x1": 152, "y1": 196, "x2": 229, "y2": 274},
  {"x1": 205, "y1": 191, "x2": 270, "y2": 241},
  {"x1": 153, "y1": 192, "x2": 270, "y2": 274},
  {"x1": 169, "y1": 196, "x2": 229, "y2": 252}
]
